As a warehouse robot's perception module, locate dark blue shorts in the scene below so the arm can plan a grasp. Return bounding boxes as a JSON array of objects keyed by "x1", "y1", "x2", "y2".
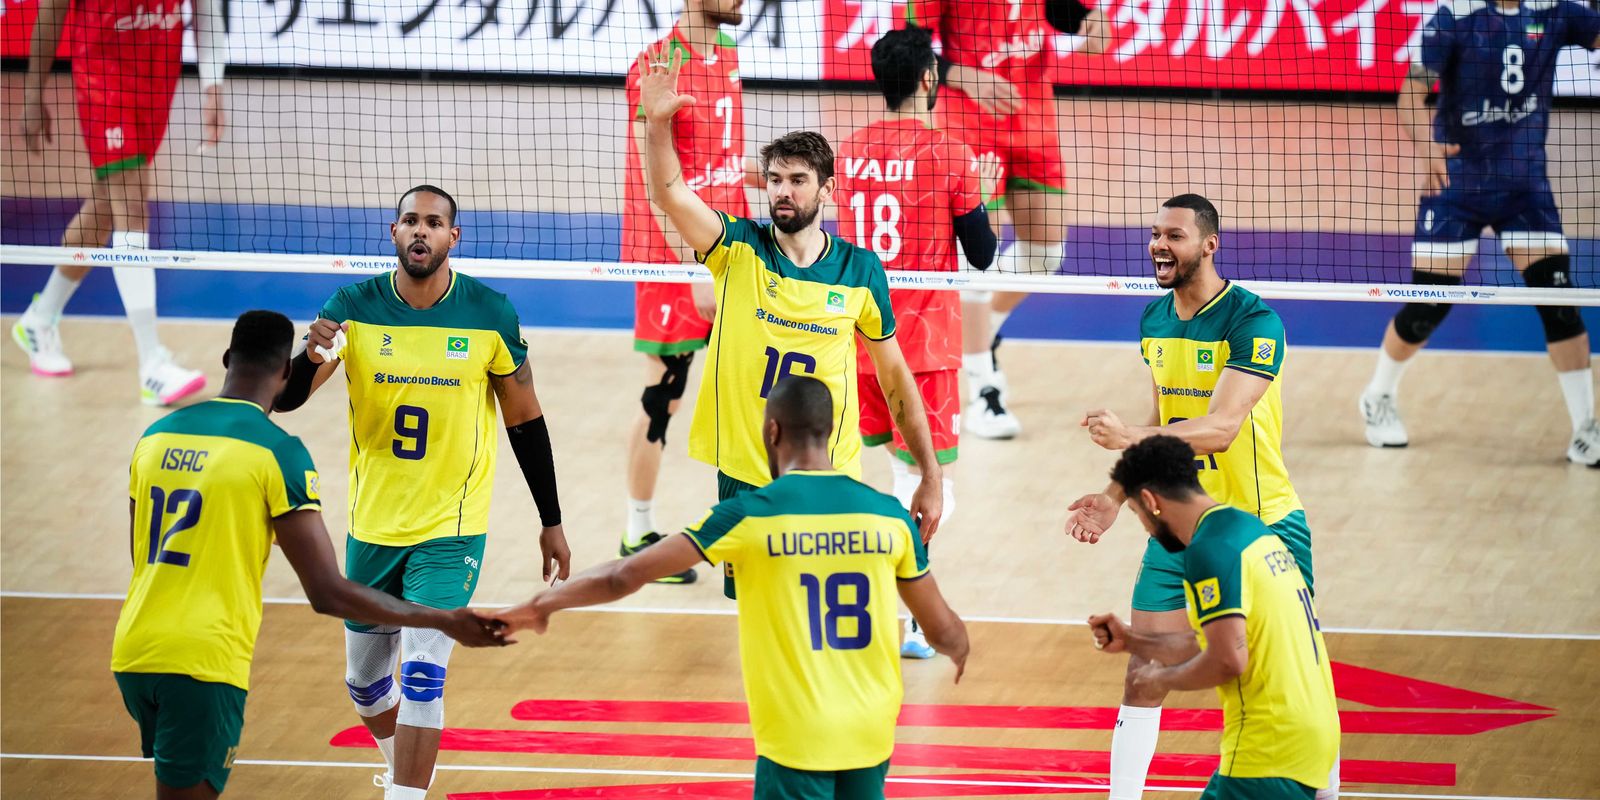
[{"x1": 1415, "y1": 185, "x2": 1563, "y2": 253}]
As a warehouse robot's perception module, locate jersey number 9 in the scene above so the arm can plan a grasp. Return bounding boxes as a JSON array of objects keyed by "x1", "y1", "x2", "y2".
[{"x1": 393, "y1": 405, "x2": 430, "y2": 460}]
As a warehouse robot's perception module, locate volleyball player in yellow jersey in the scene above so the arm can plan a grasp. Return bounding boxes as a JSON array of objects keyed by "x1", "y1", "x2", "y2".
[
  {"x1": 636, "y1": 50, "x2": 945, "y2": 544},
  {"x1": 1064, "y1": 195, "x2": 1324, "y2": 800},
  {"x1": 494, "y1": 376, "x2": 969, "y2": 800},
  {"x1": 1089, "y1": 436, "x2": 1338, "y2": 800},
  {"x1": 273, "y1": 186, "x2": 570, "y2": 800},
  {"x1": 113, "y1": 311, "x2": 505, "y2": 800}
]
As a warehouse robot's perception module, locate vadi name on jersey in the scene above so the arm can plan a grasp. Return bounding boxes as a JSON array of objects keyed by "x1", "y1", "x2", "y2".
[{"x1": 843, "y1": 157, "x2": 917, "y2": 183}]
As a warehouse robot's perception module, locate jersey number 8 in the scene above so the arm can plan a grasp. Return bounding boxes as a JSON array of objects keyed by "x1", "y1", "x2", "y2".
[{"x1": 1501, "y1": 45, "x2": 1525, "y2": 95}]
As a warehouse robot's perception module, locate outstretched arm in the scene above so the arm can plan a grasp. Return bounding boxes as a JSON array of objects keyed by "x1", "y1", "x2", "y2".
[
  {"x1": 494, "y1": 533, "x2": 705, "y2": 636},
  {"x1": 898, "y1": 572, "x2": 969, "y2": 683},
  {"x1": 274, "y1": 510, "x2": 507, "y2": 647},
  {"x1": 639, "y1": 50, "x2": 724, "y2": 254}
]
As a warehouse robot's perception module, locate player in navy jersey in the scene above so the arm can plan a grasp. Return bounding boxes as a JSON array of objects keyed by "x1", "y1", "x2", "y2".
[{"x1": 1359, "y1": 0, "x2": 1600, "y2": 466}]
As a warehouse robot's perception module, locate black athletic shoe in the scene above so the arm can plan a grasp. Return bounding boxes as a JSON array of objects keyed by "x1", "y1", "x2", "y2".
[{"x1": 620, "y1": 532, "x2": 698, "y2": 584}]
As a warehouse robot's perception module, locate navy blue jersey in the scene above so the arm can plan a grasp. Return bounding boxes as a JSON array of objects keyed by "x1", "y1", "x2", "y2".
[{"x1": 1420, "y1": 0, "x2": 1600, "y2": 190}]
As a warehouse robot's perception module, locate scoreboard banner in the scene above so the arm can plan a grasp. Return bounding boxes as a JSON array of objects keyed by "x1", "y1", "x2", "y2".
[{"x1": 2, "y1": 0, "x2": 1597, "y2": 95}]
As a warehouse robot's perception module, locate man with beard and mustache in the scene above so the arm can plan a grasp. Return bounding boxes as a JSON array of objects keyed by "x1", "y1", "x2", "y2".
[
  {"x1": 1062, "y1": 194, "x2": 1327, "y2": 800},
  {"x1": 837, "y1": 26, "x2": 999, "y2": 658},
  {"x1": 637, "y1": 51, "x2": 946, "y2": 600},
  {"x1": 618, "y1": 0, "x2": 758, "y2": 583},
  {"x1": 273, "y1": 185, "x2": 572, "y2": 800},
  {"x1": 1087, "y1": 435, "x2": 1338, "y2": 800}
]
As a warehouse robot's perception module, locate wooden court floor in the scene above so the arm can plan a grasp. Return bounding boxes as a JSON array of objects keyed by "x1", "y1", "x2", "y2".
[{"x1": 3, "y1": 318, "x2": 1599, "y2": 799}]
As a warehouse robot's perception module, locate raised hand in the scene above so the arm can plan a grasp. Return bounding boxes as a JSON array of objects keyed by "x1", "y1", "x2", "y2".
[
  {"x1": 637, "y1": 48, "x2": 697, "y2": 125},
  {"x1": 1065, "y1": 492, "x2": 1121, "y2": 543}
]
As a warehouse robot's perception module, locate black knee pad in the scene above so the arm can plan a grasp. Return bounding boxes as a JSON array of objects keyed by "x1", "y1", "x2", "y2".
[
  {"x1": 641, "y1": 353, "x2": 694, "y2": 444},
  {"x1": 1393, "y1": 270, "x2": 1461, "y2": 345},
  {"x1": 1522, "y1": 255, "x2": 1587, "y2": 343}
]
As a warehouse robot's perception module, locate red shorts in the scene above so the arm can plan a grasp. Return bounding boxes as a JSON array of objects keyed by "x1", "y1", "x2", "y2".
[
  {"x1": 73, "y1": 31, "x2": 183, "y2": 179},
  {"x1": 633, "y1": 282, "x2": 712, "y2": 355},
  {"x1": 858, "y1": 369, "x2": 959, "y2": 465},
  {"x1": 936, "y1": 89, "x2": 1066, "y2": 198}
]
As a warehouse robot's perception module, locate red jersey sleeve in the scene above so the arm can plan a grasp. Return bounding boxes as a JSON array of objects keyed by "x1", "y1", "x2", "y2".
[
  {"x1": 947, "y1": 141, "x2": 983, "y2": 217},
  {"x1": 905, "y1": 0, "x2": 943, "y2": 28}
]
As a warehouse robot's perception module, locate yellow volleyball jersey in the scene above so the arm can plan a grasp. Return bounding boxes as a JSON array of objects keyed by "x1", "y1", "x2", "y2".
[
  {"x1": 112, "y1": 398, "x2": 321, "y2": 690},
  {"x1": 684, "y1": 470, "x2": 928, "y2": 771},
  {"x1": 319, "y1": 270, "x2": 528, "y2": 547},
  {"x1": 689, "y1": 212, "x2": 897, "y2": 487},
  {"x1": 1140, "y1": 283, "x2": 1301, "y2": 525},
  {"x1": 1183, "y1": 505, "x2": 1339, "y2": 786}
]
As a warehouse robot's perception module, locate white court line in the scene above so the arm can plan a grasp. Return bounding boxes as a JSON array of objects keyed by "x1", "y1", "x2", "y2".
[
  {"x1": 0, "y1": 753, "x2": 1589, "y2": 800},
  {"x1": 0, "y1": 313, "x2": 1568, "y2": 358},
  {"x1": 4, "y1": 590, "x2": 1599, "y2": 640}
]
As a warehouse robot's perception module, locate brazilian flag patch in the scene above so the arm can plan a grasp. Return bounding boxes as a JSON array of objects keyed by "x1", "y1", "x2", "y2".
[{"x1": 446, "y1": 336, "x2": 470, "y2": 360}]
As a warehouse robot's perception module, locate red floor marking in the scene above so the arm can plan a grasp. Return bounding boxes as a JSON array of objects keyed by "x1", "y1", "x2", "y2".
[
  {"x1": 332, "y1": 727, "x2": 1455, "y2": 786},
  {"x1": 447, "y1": 774, "x2": 1202, "y2": 800},
  {"x1": 1330, "y1": 662, "x2": 1550, "y2": 710},
  {"x1": 508, "y1": 699, "x2": 1549, "y2": 736}
]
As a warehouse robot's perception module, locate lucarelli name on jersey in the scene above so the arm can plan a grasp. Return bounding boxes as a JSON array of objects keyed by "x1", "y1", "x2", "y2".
[{"x1": 766, "y1": 530, "x2": 897, "y2": 558}]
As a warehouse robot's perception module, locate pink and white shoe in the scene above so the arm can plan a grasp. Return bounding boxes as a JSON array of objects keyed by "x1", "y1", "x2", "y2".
[
  {"x1": 11, "y1": 313, "x2": 74, "y2": 377},
  {"x1": 140, "y1": 347, "x2": 207, "y2": 406}
]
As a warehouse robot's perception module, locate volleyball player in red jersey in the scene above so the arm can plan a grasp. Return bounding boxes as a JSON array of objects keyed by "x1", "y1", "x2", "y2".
[
  {"x1": 905, "y1": 0, "x2": 1106, "y2": 439},
  {"x1": 17, "y1": 0, "x2": 225, "y2": 405},
  {"x1": 618, "y1": 0, "x2": 756, "y2": 581},
  {"x1": 839, "y1": 27, "x2": 999, "y2": 658}
]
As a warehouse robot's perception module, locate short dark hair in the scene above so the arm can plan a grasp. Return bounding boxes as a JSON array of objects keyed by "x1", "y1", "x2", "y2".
[
  {"x1": 1110, "y1": 435, "x2": 1205, "y2": 500},
  {"x1": 760, "y1": 131, "x2": 834, "y2": 183},
  {"x1": 1161, "y1": 193, "x2": 1220, "y2": 237},
  {"x1": 765, "y1": 375, "x2": 834, "y2": 444},
  {"x1": 397, "y1": 184, "x2": 458, "y2": 225},
  {"x1": 871, "y1": 27, "x2": 936, "y2": 110},
  {"x1": 228, "y1": 310, "x2": 295, "y2": 372}
]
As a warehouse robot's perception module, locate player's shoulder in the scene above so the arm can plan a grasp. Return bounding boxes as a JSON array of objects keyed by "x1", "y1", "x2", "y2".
[
  {"x1": 828, "y1": 236, "x2": 891, "y2": 287},
  {"x1": 142, "y1": 399, "x2": 299, "y2": 455},
  {"x1": 444, "y1": 272, "x2": 519, "y2": 322},
  {"x1": 1140, "y1": 292, "x2": 1177, "y2": 332},
  {"x1": 324, "y1": 273, "x2": 390, "y2": 319},
  {"x1": 714, "y1": 29, "x2": 739, "y2": 56},
  {"x1": 1220, "y1": 283, "x2": 1282, "y2": 327},
  {"x1": 756, "y1": 472, "x2": 914, "y2": 527},
  {"x1": 1190, "y1": 506, "x2": 1267, "y2": 561}
]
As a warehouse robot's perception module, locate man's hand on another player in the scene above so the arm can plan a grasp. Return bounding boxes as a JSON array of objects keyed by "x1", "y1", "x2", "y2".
[
  {"x1": 1075, "y1": 9, "x2": 1111, "y2": 56},
  {"x1": 199, "y1": 84, "x2": 226, "y2": 151},
  {"x1": 976, "y1": 152, "x2": 1004, "y2": 204},
  {"x1": 305, "y1": 319, "x2": 347, "y2": 364},
  {"x1": 1128, "y1": 658, "x2": 1170, "y2": 695},
  {"x1": 946, "y1": 64, "x2": 1024, "y2": 117},
  {"x1": 910, "y1": 477, "x2": 944, "y2": 543},
  {"x1": 1065, "y1": 492, "x2": 1121, "y2": 543},
  {"x1": 491, "y1": 598, "x2": 551, "y2": 640},
  {"x1": 539, "y1": 524, "x2": 572, "y2": 584},
  {"x1": 1082, "y1": 408, "x2": 1135, "y2": 450},
  {"x1": 1418, "y1": 141, "x2": 1460, "y2": 196},
  {"x1": 1088, "y1": 612, "x2": 1131, "y2": 653},
  {"x1": 638, "y1": 49, "x2": 697, "y2": 125},
  {"x1": 438, "y1": 608, "x2": 513, "y2": 648}
]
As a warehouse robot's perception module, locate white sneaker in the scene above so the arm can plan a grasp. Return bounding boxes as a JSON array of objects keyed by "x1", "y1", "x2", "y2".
[
  {"x1": 140, "y1": 348, "x2": 207, "y2": 407},
  {"x1": 965, "y1": 385, "x2": 1021, "y2": 439},
  {"x1": 1568, "y1": 419, "x2": 1600, "y2": 467},
  {"x1": 901, "y1": 619, "x2": 935, "y2": 659},
  {"x1": 11, "y1": 312, "x2": 74, "y2": 377},
  {"x1": 1359, "y1": 392, "x2": 1408, "y2": 448}
]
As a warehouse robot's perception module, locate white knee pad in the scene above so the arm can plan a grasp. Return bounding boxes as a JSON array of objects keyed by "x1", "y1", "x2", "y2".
[
  {"x1": 1007, "y1": 240, "x2": 1065, "y2": 275},
  {"x1": 396, "y1": 626, "x2": 457, "y2": 730},
  {"x1": 345, "y1": 627, "x2": 401, "y2": 717}
]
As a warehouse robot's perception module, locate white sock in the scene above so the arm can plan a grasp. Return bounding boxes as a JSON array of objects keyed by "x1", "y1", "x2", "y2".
[
  {"x1": 375, "y1": 734, "x2": 396, "y2": 774},
  {"x1": 110, "y1": 231, "x2": 162, "y2": 366},
  {"x1": 1366, "y1": 350, "x2": 1410, "y2": 398},
  {"x1": 990, "y1": 309, "x2": 1012, "y2": 336},
  {"x1": 963, "y1": 352, "x2": 996, "y2": 390},
  {"x1": 624, "y1": 498, "x2": 654, "y2": 546},
  {"x1": 1314, "y1": 754, "x2": 1341, "y2": 800},
  {"x1": 1108, "y1": 705, "x2": 1162, "y2": 800},
  {"x1": 1556, "y1": 368, "x2": 1595, "y2": 432},
  {"x1": 390, "y1": 785, "x2": 428, "y2": 800},
  {"x1": 27, "y1": 269, "x2": 83, "y2": 320}
]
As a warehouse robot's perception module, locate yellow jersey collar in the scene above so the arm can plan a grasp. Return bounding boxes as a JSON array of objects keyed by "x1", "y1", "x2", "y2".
[{"x1": 212, "y1": 397, "x2": 265, "y2": 413}]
